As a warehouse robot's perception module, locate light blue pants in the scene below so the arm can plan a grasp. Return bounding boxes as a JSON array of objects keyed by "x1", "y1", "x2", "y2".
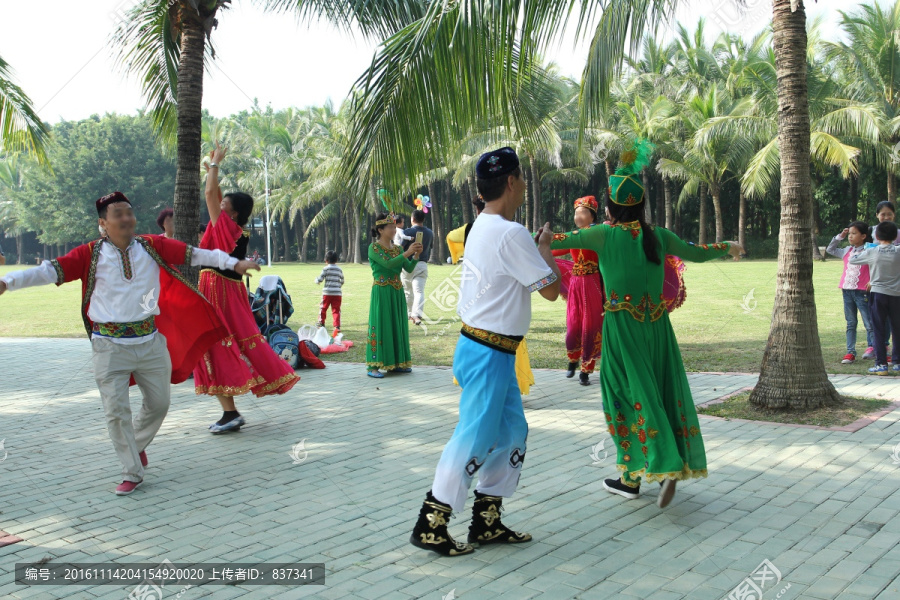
[{"x1": 431, "y1": 335, "x2": 528, "y2": 512}]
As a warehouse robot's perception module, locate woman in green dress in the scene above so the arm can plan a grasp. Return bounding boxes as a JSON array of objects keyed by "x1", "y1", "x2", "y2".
[
  {"x1": 551, "y1": 145, "x2": 743, "y2": 508},
  {"x1": 367, "y1": 212, "x2": 423, "y2": 378}
]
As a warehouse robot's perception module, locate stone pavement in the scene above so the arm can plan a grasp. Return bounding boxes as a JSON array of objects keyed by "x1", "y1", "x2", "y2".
[{"x1": 1, "y1": 338, "x2": 900, "y2": 600}]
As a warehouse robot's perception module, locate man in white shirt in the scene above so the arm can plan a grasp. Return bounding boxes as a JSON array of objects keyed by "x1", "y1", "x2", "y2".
[
  {"x1": 0, "y1": 192, "x2": 260, "y2": 496},
  {"x1": 410, "y1": 147, "x2": 561, "y2": 557}
]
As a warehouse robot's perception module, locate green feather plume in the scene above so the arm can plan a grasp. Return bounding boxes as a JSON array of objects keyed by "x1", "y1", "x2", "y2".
[{"x1": 615, "y1": 139, "x2": 655, "y2": 176}]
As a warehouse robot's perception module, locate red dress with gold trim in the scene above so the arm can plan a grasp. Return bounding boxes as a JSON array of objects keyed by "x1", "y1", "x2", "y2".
[
  {"x1": 192, "y1": 216, "x2": 300, "y2": 397},
  {"x1": 553, "y1": 244, "x2": 604, "y2": 373}
]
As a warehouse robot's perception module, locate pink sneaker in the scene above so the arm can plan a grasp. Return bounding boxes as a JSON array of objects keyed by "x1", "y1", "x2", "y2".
[
  {"x1": 139, "y1": 451, "x2": 147, "y2": 467},
  {"x1": 863, "y1": 347, "x2": 876, "y2": 359},
  {"x1": 115, "y1": 480, "x2": 142, "y2": 496}
]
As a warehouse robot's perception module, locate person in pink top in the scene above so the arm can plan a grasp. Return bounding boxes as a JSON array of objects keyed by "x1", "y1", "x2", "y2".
[
  {"x1": 826, "y1": 221, "x2": 874, "y2": 363},
  {"x1": 193, "y1": 143, "x2": 300, "y2": 433}
]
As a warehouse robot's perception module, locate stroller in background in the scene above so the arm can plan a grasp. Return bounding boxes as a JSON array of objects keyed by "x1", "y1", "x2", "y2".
[
  {"x1": 250, "y1": 275, "x2": 294, "y2": 329},
  {"x1": 249, "y1": 275, "x2": 300, "y2": 368}
]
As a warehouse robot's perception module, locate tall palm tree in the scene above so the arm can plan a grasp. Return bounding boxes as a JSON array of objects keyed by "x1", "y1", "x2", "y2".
[
  {"x1": 658, "y1": 86, "x2": 750, "y2": 243},
  {"x1": 111, "y1": 0, "x2": 425, "y2": 263},
  {"x1": 0, "y1": 56, "x2": 48, "y2": 164},
  {"x1": 345, "y1": 0, "x2": 838, "y2": 408}
]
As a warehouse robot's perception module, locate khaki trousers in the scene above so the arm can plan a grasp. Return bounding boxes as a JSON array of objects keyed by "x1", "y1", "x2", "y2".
[{"x1": 92, "y1": 333, "x2": 171, "y2": 482}]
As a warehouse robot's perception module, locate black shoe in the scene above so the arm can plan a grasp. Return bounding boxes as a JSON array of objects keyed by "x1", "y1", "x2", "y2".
[
  {"x1": 579, "y1": 372, "x2": 590, "y2": 386},
  {"x1": 467, "y1": 491, "x2": 532, "y2": 547},
  {"x1": 602, "y1": 478, "x2": 640, "y2": 499},
  {"x1": 566, "y1": 362, "x2": 578, "y2": 378},
  {"x1": 410, "y1": 491, "x2": 474, "y2": 557}
]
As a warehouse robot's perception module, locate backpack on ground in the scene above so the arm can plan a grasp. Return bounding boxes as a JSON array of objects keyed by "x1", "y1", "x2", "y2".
[{"x1": 263, "y1": 323, "x2": 300, "y2": 369}]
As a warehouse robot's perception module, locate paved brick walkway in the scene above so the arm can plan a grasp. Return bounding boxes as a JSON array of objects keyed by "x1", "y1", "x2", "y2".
[{"x1": 1, "y1": 338, "x2": 900, "y2": 600}]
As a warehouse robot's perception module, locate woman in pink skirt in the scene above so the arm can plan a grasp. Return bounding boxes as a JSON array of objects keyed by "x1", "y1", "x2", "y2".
[{"x1": 193, "y1": 143, "x2": 300, "y2": 433}]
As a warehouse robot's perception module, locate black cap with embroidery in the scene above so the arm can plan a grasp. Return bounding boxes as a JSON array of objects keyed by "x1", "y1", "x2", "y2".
[
  {"x1": 475, "y1": 147, "x2": 520, "y2": 179},
  {"x1": 96, "y1": 191, "x2": 131, "y2": 216}
]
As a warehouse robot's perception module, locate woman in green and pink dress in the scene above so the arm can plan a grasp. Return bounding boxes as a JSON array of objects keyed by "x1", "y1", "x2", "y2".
[
  {"x1": 366, "y1": 212, "x2": 423, "y2": 378},
  {"x1": 551, "y1": 151, "x2": 743, "y2": 508}
]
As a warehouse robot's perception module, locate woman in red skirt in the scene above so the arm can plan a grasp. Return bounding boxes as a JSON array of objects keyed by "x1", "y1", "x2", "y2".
[{"x1": 193, "y1": 143, "x2": 300, "y2": 433}]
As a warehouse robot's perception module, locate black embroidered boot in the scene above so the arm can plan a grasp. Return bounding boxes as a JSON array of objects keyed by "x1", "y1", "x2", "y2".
[
  {"x1": 579, "y1": 371, "x2": 591, "y2": 386},
  {"x1": 467, "y1": 491, "x2": 533, "y2": 547},
  {"x1": 566, "y1": 361, "x2": 578, "y2": 378},
  {"x1": 410, "y1": 491, "x2": 474, "y2": 556}
]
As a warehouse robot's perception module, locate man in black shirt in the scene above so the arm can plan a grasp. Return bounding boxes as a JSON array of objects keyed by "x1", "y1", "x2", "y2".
[{"x1": 402, "y1": 209, "x2": 434, "y2": 325}]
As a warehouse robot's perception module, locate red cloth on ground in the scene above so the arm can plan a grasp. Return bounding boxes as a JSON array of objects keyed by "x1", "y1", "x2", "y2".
[{"x1": 192, "y1": 215, "x2": 300, "y2": 397}]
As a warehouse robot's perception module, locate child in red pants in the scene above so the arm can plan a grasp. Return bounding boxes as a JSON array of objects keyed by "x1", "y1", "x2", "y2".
[{"x1": 315, "y1": 250, "x2": 344, "y2": 336}]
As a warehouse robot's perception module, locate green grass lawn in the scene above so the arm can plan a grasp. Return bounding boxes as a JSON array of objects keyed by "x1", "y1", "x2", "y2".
[{"x1": 0, "y1": 257, "x2": 880, "y2": 375}]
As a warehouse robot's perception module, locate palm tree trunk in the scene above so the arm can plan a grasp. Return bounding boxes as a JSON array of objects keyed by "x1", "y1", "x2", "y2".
[
  {"x1": 888, "y1": 171, "x2": 897, "y2": 205},
  {"x1": 318, "y1": 200, "x2": 327, "y2": 261},
  {"x1": 460, "y1": 178, "x2": 474, "y2": 224},
  {"x1": 280, "y1": 216, "x2": 291, "y2": 261},
  {"x1": 428, "y1": 181, "x2": 445, "y2": 264},
  {"x1": 522, "y1": 166, "x2": 532, "y2": 227},
  {"x1": 750, "y1": 0, "x2": 840, "y2": 409},
  {"x1": 16, "y1": 234, "x2": 23, "y2": 264},
  {"x1": 353, "y1": 207, "x2": 363, "y2": 263},
  {"x1": 738, "y1": 190, "x2": 747, "y2": 253},
  {"x1": 849, "y1": 173, "x2": 859, "y2": 224},
  {"x1": 528, "y1": 153, "x2": 543, "y2": 230},
  {"x1": 698, "y1": 182, "x2": 708, "y2": 244},
  {"x1": 298, "y1": 209, "x2": 309, "y2": 262},
  {"x1": 710, "y1": 182, "x2": 724, "y2": 243},
  {"x1": 172, "y1": 8, "x2": 207, "y2": 283},
  {"x1": 664, "y1": 176, "x2": 674, "y2": 230}
]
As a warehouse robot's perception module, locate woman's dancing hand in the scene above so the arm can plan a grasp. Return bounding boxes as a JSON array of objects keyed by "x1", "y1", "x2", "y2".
[
  {"x1": 210, "y1": 141, "x2": 227, "y2": 166},
  {"x1": 233, "y1": 259, "x2": 262, "y2": 275}
]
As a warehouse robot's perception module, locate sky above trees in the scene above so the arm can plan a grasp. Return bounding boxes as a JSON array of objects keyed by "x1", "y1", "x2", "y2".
[{"x1": 3, "y1": 0, "x2": 841, "y2": 123}]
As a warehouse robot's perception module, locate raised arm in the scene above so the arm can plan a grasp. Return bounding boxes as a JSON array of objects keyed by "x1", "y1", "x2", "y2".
[
  {"x1": 825, "y1": 230, "x2": 849, "y2": 259},
  {"x1": 205, "y1": 142, "x2": 227, "y2": 225}
]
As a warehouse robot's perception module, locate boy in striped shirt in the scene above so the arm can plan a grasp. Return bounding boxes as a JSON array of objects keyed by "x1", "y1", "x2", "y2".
[{"x1": 315, "y1": 250, "x2": 344, "y2": 335}]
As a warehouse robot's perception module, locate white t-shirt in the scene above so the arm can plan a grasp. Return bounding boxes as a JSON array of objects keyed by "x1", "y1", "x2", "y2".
[{"x1": 457, "y1": 213, "x2": 556, "y2": 336}]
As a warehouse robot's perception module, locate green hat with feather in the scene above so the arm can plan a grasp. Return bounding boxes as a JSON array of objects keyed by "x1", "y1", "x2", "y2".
[{"x1": 608, "y1": 139, "x2": 655, "y2": 206}]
